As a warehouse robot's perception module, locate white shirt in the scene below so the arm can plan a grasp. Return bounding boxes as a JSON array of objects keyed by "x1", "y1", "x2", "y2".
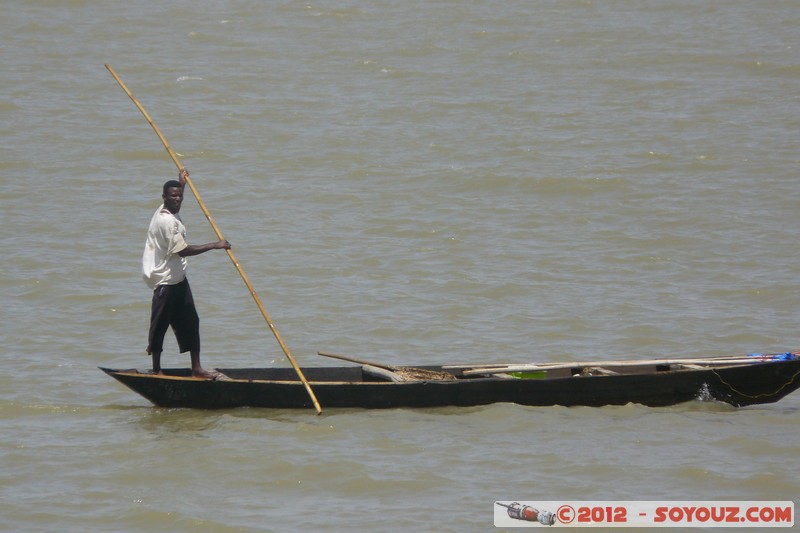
[{"x1": 142, "y1": 204, "x2": 189, "y2": 289}]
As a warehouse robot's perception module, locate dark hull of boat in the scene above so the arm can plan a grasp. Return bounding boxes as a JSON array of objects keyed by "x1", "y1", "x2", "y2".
[{"x1": 100, "y1": 358, "x2": 800, "y2": 410}]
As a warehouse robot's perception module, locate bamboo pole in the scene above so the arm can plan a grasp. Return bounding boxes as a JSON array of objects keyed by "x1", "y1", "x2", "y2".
[
  {"x1": 461, "y1": 356, "x2": 785, "y2": 376},
  {"x1": 447, "y1": 352, "x2": 795, "y2": 371},
  {"x1": 106, "y1": 64, "x2": 322, "y2": 414}
]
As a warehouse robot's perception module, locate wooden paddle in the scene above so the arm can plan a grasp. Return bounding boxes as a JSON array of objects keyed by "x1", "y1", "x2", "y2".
[
  {"x1": 317, "y1": 351, "x2": 456, "y2": 381},
  {"x1": 460, "y1": 356, "x2": 777, "y2": 376},
  {"x1": 106, "y1": 64, "x2": 322, "y2": 414}
]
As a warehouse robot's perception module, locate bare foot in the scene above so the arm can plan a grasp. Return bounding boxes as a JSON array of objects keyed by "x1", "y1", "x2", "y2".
[{"x1": 192, "y1": 368, "x2": 225, "y2": 380}]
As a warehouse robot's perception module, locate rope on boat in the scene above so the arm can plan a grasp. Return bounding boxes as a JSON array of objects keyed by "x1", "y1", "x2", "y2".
[{"x1": 712, "y1": 365, "x2": 800, "y2": 400}]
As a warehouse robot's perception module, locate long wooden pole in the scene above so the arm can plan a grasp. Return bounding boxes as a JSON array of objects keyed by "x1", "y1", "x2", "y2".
[
  {"x1": 460, "y1": 356, "x2": 784, "y2": 376},
  {"x1": 105, "y1": 64, "x2": 322, "y2": 414},
  {"x1": 317, "y1": 351, "x2": 401, "y2": 371}
]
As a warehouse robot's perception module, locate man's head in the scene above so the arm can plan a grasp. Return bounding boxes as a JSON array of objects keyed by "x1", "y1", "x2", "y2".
[{"x1": 162, "y1": 180, "x2": 184, "y2": 214}]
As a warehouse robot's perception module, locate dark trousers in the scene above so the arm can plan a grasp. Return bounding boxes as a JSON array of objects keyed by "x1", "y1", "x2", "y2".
[{"x1": 147, "y1": 278, "x2": 200, "y2": 354}]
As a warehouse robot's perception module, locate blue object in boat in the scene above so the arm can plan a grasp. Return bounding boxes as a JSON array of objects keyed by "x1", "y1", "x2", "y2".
[{"x1": 747, "y1": 352, "x2": 796, "y2": 361}]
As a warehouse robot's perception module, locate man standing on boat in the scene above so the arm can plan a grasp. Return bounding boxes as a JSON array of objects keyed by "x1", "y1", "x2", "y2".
[{"x1": 142, "y1": 168, "x2": 231, "y2": 379}]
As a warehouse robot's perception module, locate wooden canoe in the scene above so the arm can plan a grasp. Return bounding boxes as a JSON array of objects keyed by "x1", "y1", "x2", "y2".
[{"x1": 100, "y1": 352, "x2": 800, "y2": 410}]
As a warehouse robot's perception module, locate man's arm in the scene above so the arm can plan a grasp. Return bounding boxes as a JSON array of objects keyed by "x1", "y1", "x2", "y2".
[
  {"x1": 175, "y1": 167, "x2": 232, "y2": 257},
  {"x1": 179, "y1": 168, "x2": 189, "y2": 190},
  {"x1": 178, "y1": 240, "x2": 231, "y2": 257}
]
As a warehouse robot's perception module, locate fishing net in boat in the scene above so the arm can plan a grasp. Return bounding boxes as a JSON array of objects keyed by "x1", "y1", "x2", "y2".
[{"x1": 393, "y1": 366, "x2": 457, "y2": 381}]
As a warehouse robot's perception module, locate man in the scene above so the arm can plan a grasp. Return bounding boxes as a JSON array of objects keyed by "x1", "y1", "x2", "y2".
[{"x1": 142, "y1": 168, "x2": 231, "y2": 379}]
